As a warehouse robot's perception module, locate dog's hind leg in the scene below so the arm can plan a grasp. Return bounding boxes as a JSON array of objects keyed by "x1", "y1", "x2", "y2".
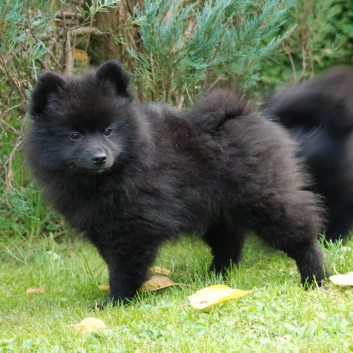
[{"x1": 203, "y1": 223, "x2": 246, "y2": 274}]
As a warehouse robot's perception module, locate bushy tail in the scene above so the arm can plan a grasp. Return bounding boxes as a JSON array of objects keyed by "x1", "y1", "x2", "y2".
[{"x1": 184, "y1": 89, "x2": 253, "y2": 132}]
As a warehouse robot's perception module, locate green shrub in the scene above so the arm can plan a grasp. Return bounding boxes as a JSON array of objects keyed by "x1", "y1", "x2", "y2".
[{"x1": 127, "y1": 0, "x2": 295, "y2": 105}]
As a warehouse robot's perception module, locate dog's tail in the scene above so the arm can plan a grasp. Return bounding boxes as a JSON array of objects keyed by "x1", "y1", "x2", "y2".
[{"x1": 184, "y1": 89, "x2": 253, "y2": 132}]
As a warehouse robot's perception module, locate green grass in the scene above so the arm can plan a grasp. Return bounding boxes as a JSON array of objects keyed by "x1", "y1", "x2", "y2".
[{"x1": 1, "y1": 233, "x2": 353, "y2": 353}]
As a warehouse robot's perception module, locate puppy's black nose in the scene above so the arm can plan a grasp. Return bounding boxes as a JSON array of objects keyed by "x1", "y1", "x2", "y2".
[{"x1": 92, "y1": 152, "x2": 107, "y2": 166}]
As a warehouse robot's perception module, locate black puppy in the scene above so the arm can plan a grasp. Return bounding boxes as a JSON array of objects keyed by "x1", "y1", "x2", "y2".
[
  {"x1": 25, "y1": 61, "x2": 328, "y2": 305},
  {"x1": 268, "y1": 67, "x2": 353, "y2": 242}
]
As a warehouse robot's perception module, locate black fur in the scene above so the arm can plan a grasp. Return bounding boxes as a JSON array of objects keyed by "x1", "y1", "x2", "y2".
[
  {"x1": 267, "y1": 67, "x2": 353, "y2": 242},
  {"x1": 25, "y1": 61, "x2": 328, "y2": 305}
]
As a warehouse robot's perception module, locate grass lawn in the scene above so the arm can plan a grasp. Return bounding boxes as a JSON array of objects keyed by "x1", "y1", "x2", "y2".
[{"x1": 1, "y1": 232, "x2": 352, "y2": 352}]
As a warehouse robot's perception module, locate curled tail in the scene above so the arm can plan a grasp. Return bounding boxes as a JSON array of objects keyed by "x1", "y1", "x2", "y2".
[{"x1": 184, "y1": 89, "x2": 253, "y2": 132}]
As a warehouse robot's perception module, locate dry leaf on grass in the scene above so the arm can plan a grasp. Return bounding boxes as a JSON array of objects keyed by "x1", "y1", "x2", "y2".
[
  {"x1": 329, "y1": 272, "x2": 353, "y2": 287},
  {"x1": 70, "y1": 317, "x2": 107, "y2": 334},
  {"x1": 151, "y1": 266, "x2": 172, "y2": 276},
  {"x1": 98, "y1": 282, "x2": 110, "y2": 293},
  {"x1": 139, "y1": 275, "x2": 186, "y2": 292},
  {"x1": 98, "y1": 275, "x2": 186, "y2": 293},
  {"x1": 26, "y1": 287, "x2": 45, "y2": 294},
  {"x1": 188, "y1": 285, "x2": 254, "y2": 309}
]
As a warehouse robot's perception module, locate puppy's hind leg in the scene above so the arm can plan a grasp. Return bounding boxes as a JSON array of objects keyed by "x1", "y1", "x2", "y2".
[
  {"x1": 285, "y1": 240, "x2": 328, "y2": 287},
  {"x1": 251, "y1": 201, "x2": 329, "y2": 286},
  {"x1": 203, "y1": 223, "x2": 246, "y2": 274}
]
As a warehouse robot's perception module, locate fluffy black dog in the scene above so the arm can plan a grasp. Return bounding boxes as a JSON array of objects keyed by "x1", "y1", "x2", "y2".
[
  {"x1": 25, "y1": 60, "x2": 328, "y2": 305},
  {"x1": 267, "y1": 67, "x2": 353, "y2": 242}
]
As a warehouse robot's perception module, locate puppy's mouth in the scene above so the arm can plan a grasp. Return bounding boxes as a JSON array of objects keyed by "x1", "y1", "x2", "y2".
[
  {"x1": 88, "y1": 167, "x2": 108, "y2": 174},
  {"x1": 73, "y1": 165, "x2": 109, "y2": 175}
]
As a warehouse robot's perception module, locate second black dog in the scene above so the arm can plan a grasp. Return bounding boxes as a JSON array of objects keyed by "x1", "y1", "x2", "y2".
[{"x1": 268, "y1": 67, "x2": 353, "y2": 242}]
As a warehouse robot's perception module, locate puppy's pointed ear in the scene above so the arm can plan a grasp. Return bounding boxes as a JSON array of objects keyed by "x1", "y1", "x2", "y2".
[
  {"x1": 29, "y1": 72, "x2": 65, "y2": 118},
  {"x1": 96, "y1": 60, "x2": 132, "y2": 98}
]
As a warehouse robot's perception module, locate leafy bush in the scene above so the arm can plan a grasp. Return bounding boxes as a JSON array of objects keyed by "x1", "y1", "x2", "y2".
[{"x1": 127, "y1": 0, "x2": 295, "y2": 105}]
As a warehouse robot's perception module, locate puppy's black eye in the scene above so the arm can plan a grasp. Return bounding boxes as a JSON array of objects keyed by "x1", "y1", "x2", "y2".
[
  {"x1": 69, "y1": 132, "x2": 81, "y2": 141},
  {"x1": 104, "y1": 128, "x2": 113, "y2": 137}
]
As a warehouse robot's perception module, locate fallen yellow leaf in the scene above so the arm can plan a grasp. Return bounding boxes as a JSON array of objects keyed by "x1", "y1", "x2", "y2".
[
  {"x1": 151, "y1": 266, "x2": 172, "y2": 276},
  {"x1": 71, "y1": 318, "x2": 107, "y2": 334},
  {"x1": 188, "y1": 285, "x2": 254, "y2": 309},
  {"x1": 99, "y1": 275, "x2": 186, "y2": 293},
  {"x1": 139, "y1": 275, "x2": 176, "y2": 292},
  {"x1": 329, "y1": 272, "x2": 353, "y2": 287},
  {"x1": 98, "y1": 282, "x2": 110, "y2": 293},
  {"x1": 26, "y1": 287, "x2": 45, "y2": 294}
]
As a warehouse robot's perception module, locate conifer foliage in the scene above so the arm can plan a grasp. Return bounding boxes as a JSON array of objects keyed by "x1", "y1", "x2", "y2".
[{"x1": 128, "y1": 0, "x2": 295, "y2": 105}]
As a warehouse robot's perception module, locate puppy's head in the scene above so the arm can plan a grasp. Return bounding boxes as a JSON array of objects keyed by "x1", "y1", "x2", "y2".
[{"x1": 26, "y1": 61, "x2": 140, "y2": 176}]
